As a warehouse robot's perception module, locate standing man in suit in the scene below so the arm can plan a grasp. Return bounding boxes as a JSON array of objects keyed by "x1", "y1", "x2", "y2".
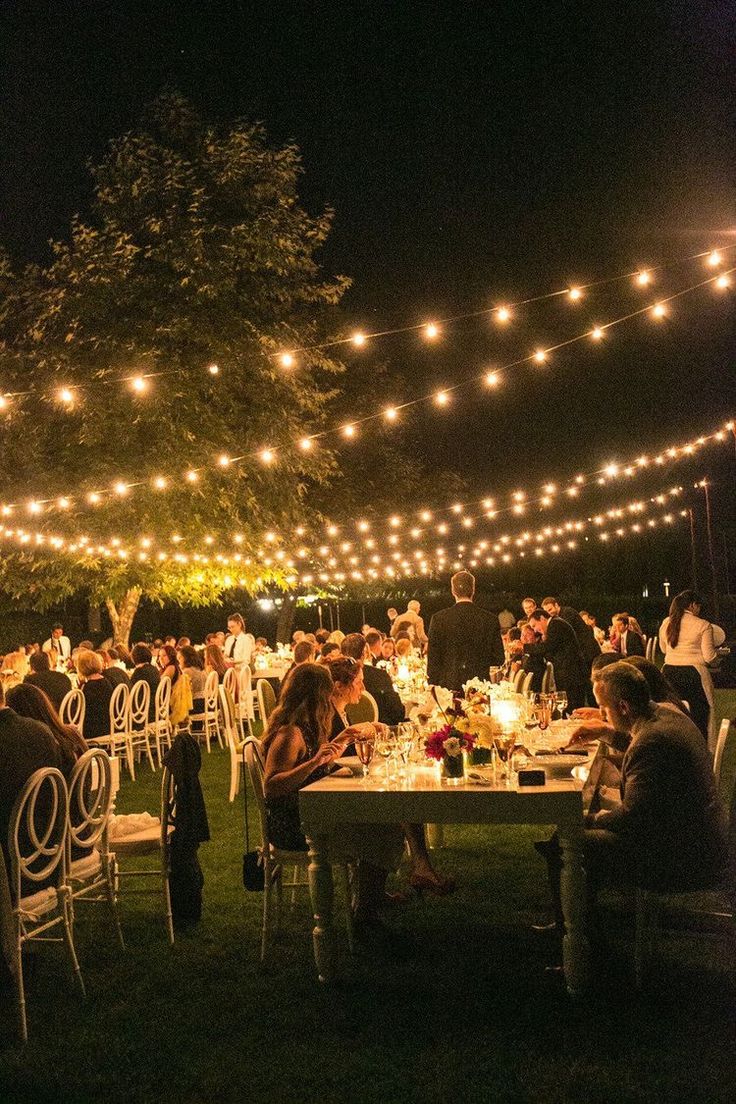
[
  {"x1": 43, "y1": 623, "x2": 71, "y2": 665},
  {"x1": 541, "y1": 597, "x2": 601, "y2": 668},
  {"x1": 427, "y1": 571, "x2": 505, "y2": 691},
  {"x1": 612, "y1": 614, "x2": 645, "y2": 657},
  {"x1": 525, "y1": 608, "x2": 588, "y2": 711},
  {"x1": 391, "y1": 601, "x2": 428, "y2": 649},
  {"x1": 341, "y1": 634, "x2": 405, "y2": 725}
]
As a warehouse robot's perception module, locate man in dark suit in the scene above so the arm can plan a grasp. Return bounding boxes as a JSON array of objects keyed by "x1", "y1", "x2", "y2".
[
  {"x1": 612, "y1": 614, "x2": 645, "y2": 657},
  {"x1": 340, "y1": 634, "x2": 405, "y2": 725},
  {"x1": 426, "y1": 570, "x2": 505, "y2": 691},
  {"x1": 541, "y1": 597, "x2": 601, "y2": 668},
  {"x1": 24, "y1": 651, "x2": 72, "y2": 711},
  {"x1": 525, "y1": 608, "x2": 588, "y2": 711},
  {"x1": 537, "y1": 662, "x2": 728, "y2": 931},
  {"x1": 130, "y1": 643, "x2": 160, "y2": 723}
]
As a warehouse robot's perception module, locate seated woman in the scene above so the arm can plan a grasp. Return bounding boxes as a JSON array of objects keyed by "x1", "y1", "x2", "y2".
[
  {"x1": 76, "y1": 648, "x2": 114, "y2": 742},
  {"x1": 178, "y1": 645, "x2": 206, "y2": 711},
  {"x1": 204, "y1": 643, "x2": 228, "y2": 681},
  {"x1": 6, "y1": 682, "x2": 87, "y2": 776},
  {"x1": 379, "y1": 638, "x2": 396, "y2": 665},
  {"x1": 324, "y1": 655, "x2": 455, "y2": 896},
  {"x1": 262, "y1": 662, "x2": 405, "y2": 928},
  {"x1": 157, "y1": 644, "x2": 181, "y2": 685}
]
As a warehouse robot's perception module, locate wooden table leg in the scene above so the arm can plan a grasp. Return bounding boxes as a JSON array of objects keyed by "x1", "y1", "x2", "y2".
[
  {"x1": 558, "y1": 824, "x2": 590, "y2": 996},
  {"x1": 307, "y1": 833, "x2": 336, "y2": 983}
]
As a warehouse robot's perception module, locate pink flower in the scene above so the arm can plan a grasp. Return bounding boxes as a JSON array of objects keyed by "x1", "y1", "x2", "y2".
[{"x1": 424, "y1": 724, "x2": 476, "y2": 761}]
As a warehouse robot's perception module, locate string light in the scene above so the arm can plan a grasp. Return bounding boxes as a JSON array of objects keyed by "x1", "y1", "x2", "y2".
[
  {"x1": 533, "y1": 349, "x2": 547, "y2": 364},
  {"x1": 279, "y1": 353, "x2": 295, "y2": 369},
  {"x1": 424, "y1": 323, "x2": 440, "y2": 339},
  {"x1": 218, "y1": 454, "x2": 231, "y2": 468},
  {"x1": 185, "y1": 470, "x2": 199, "y2": 483},
  {"x1": 384, "y1": 407, "x2": 398, "y2": 421},
  {"x1": 299, "y1": 437, "x2": 313, "y2": 451},
  {"x1": 485, "y1": 371, "x2": 500, "y2": 387},
  {"x1": 351, "y1": 332, "x2": 367, "y2": 347},
  {"x1": 130, "y1": 376, "x2": 148, "y2": 394},
  {"x1": 590, "y1": 326, "x2": 604, "y2": 341},
  {"x1": 715, "y1": 274, "x2": 731, "y2": 290},
  {"x1": 651, "y1": 303, "x2": 667, "y2": 319},
  {"x1": 259, "y1": 448, "x2": 275, "y2": 464},
  {"x1": 495, "y1": 306, "x2": 512, "y2": 323},
  {"x1": 342, "y1": 424, "x2": 356, "y2": 438},
  {"x1": 707, "y1": 251, "x2": 722, "y2": 267},
  {"x1": 434, "y1": 390, "x2": 450, "y2": 406},
  {"x1": 207, "y1": 363, "x2": 220, "y2": 376},
  {"x1": 568, "y1": 287, "x2": 583, "y2": 301},
  {"x1": 58, "y1": 388, "x2": 75, "y2": 405},
  {"x1": 636, "y1": 270, "x2": 652, "y2": 286}
]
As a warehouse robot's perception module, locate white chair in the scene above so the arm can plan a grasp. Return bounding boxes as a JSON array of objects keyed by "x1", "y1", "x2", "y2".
[
  {"x1": 59, "y1": 688, "x2": 85, "y2": 732},
  {"x1": 129, "y1": 678, "x2": 155, "y2": 771},
  {"x1": 220, "y1": 685, "x2": 246, "y2": 803},
  {"x1": 512, "y1": 667, "x2": 526, "y2": 693},
  {"x1": 148, "y1": 676, "x2": 172, "y2": 768},
  {"x1": 242, "y1": 737, "x2": 353, "y2": 962},
  {"x1": 645, "y1": 636, "x2": 657, "y2": 663},
  {"x1": 189, "y1": 670, "x2": 220, "y2": 753},
  {"x1": 256, "y1": 678, "x2": 277, "y2": 727},
  {"x1": 4, "y1": 767, "x2": 85, "y2": 1043},
  {"x1": 346, "y1": 690, "x2": 379, "y2": 725},
  {"x1": 236, "y1": 665, "x2": 257, "y2": 741},
  {"x1": 66, "y1": 749, "x2": 124, "y2": 948},
  {"x1": 88, "y1": 683, "x2": 135, "y2": 780},
  {"x1": 111, "y1": 767, "x2": 176, "y2": 945},
  {"x1": 713, "y1": 718, "x2": 732, "y2": 794},
  {"x1": 521, "y1": 671, "x2": 534, "y2": 695},
  {"x1": 223, "y1": 667, "x2": 237, "y2": 698}
]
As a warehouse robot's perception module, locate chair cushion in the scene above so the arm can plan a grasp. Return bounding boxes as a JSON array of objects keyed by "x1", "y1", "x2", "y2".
[
  {"x1": 70, "y1": 850, "x2": 102, "y2": 881},
  {"x1": 112, "y1": 825, "x2": 173, "y2": 855},
  {"x1": 18, "y1": 885, "x2": 58, "y2": 920}
]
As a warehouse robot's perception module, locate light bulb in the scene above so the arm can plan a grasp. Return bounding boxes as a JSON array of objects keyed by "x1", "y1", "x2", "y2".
[
  {"x1": 568, "y1": 287, "x2": 582, "y2": 301},
  {"x1": 58, "y1": 387, "x2": 75, "y2": 404},
  {"x1": 533, "y1": 349, "x2": 547, "y2": 364},
  {"x1": 153, "y1": 476, "x2": 167, "y2": 490},
  {"x1": 113, "y1": 481, "x2": 128, "y2": 496},
  {"x1": 384, "y1": 406, "x2": 398, "y2": 421},
  {"x1": 218, "y1": 454, "x2": 231, "y2": 467},
  {"x1": 424, "y1": 322, "x2": 439, "y2": 339},
  {"x1": 279, "y1": 352, "x2": 295, "y2": 368},
  {"x1": 351, "y1": 332, "x2": 366, "y2": 347},
  {"x1": 434, "y1": 390, "x2": 449, "y2": 406},
  {"x1": 130, "y1": 375, "x2": 147, "y2": 393},
  {"x1": 342, "y1": 424, "x2": 356, "y2": 438},
  {"x1": 299, "y1": 437, "x2": 313, "y2": 451},
  {"x1": 706, "y1": 250, "x2": 722, "y2": 267},
  {"x1": 715, "y1": 274, "x2": 731, "y2": 289},
  {"x1": 185, "y1": 470, "x2": 199, "y2": 482},
  {"x1": 0, "y1": 396, "x2": 8, "y2": 411},
  {"x1": 485, "y1": 371, "x2": 499, "y2": 387},
  {"x1": 651, "y1": 303, "x2": 667, "y2": 319},
  {"x1": 495, "y1": 306, "x2": 511, "y2": 323},
  {"x1": 590, "y1": 326, "x2": 604, "y2": 341},
  {"x1": 636, "y1": 270, "x2": 652, "y2": 286},
  {"x1": 207, "y1": 363, "x2": 219, "y2": 375},
  {"x1": 260, "y1": 448, "x2": 275, "y2": 464}
]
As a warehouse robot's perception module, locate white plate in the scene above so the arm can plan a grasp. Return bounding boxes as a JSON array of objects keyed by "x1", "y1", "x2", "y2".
[{"x1": 532, "y1": 753, "x2": 592, "y2": 776}]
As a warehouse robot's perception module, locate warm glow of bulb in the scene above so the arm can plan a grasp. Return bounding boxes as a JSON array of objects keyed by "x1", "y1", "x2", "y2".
[
  {"x1": 88, "y1": 492, "x2": 101, "y2": 505},
  {"x1": 591, "y1": 326, "x2": 604, "y2": 341},
  {"x1": 715, "y1": 274, "x2": 731, "y2": 289},
  {"x1": 384, "y1": 406, "x2": 398, "y2": 421},
  {"x1": 0, "y1": 396, "x2": 8, "y2": 411},
  {"x1": 114, "y1": 482, "x2": 128, "y2": 496},
  {"x1": 58, "y1": 497, "x2": 70, "y2": 509},
  {"x1": 279, "y1": 352, "x2": 295, "y2": 368},
  {"x1": 130, "y1": 375, "x2": 147, "y2": 393},
  {"x1": 533, "y1": 349, "x2": 547, "y2": 364},
  {"x1": 568, "y1": 287, "x2": 582, "y2": 301},
  {"x1": 28, "y1": 501, "x2": 41, "y2": 515},
  {"x1": 342, "y1": 424, "x2": 356, "y2": 438},
  {"x1": 485, "y1": 371, "x2": 499, "y2": 387},
  {"x1": 299, "y1": 437, "x2": 312, "y2": 451},
  {"x1": 260, "y1": 448, "x2": 275, "y2": 464},
  {"x1": 153, "y1": 476, "x2": 167, "y2": 490},
  {"x1": 207, "y1": 363, "x2": 219, "y2": 375},
  {"x1": 351, "y1": 332, "x2": 366, "y2": 347},
  {"x1": 651, "y1": 303, "x2": 667, "y2": 319},
  {"x1": 58, "y1": 387, "x2": 75, "y2": 404},
  {"x1": 636, "y1": 270, "x2": 652, "y2": 286},
  {"x1": 424, "y1": 322, "x2": 439, "y2": 339},
  {"x1": 495, "y1": 306, "x2": 511, "y2": 323},
  {"x1": 434, "y1": 390, "x2": 449, "y2": 406},
  {"x1": 186, "y1": 470, "x2": 199, "y2": 482},
  {"x1": 706, "y1": 250, "x2": 722, "y2": 267},
  {"x1": 218, "y1": 454, "x2": 231, "y2": 467}
]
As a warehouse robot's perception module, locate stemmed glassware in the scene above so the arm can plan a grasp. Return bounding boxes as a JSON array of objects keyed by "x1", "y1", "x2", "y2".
[{"x1": 354, "y1": 734, "x2": 375, "y2": 783}]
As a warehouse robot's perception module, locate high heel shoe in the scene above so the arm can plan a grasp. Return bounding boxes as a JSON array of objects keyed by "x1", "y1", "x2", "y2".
[{"x1": 408, "y1": 872, "x2": 456, "y2": 896}]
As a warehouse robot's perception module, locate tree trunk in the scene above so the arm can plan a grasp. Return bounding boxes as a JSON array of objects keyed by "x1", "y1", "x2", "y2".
[
  {"x1": 105, "y1": 586, "x2": 142, "y2": 648},
  {"x1": 275, "y1": 595, "x2": 296, "y2": 645}
]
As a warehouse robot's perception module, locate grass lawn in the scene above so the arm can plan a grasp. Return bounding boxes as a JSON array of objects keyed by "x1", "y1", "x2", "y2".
[{"x1": 2, "y1": 698, "x2": 736, "y2": 1104}]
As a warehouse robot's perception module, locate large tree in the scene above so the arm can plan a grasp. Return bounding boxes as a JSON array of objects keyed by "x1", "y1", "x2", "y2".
[{"x1": 0, "y1": 93, "x2": 351, "y2": 643}]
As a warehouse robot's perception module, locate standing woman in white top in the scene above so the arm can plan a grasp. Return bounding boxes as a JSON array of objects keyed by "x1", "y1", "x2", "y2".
[
  {"x1": 224, "y1": 613, "x2": 255, "y2": 668},
  {"x1": 659, "y1": 590, "x2": 718, "y2": 744}
]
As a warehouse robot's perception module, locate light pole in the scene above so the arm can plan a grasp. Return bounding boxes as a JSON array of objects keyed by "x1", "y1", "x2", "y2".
[{"x1": 699, "y1": 479, "x2": 719, "y2": 618}]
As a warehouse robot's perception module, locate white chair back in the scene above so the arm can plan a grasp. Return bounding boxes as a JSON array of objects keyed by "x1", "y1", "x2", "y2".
[
  {"x1": 59, "y1": 688, "x2": 85, "y2": 731},
  {"x1": 512, "y1": 667, "x2": 525, "y2": 693},
  {"x1": 218, "y1": 685, "x2": 238, "y2": 747},
  {"x1": 257, "y1": 678, "x2": 277, "y2": 725},
  {"x1": 9, "y1": 768, "x2": 69, "y2": 899},
  {"x1": 238, "y1": 665, "x2": 256, "y2": 722},
  {"x1": 243, "y1": 736, "x2": 269, "y2": 848},
  {"x1": 713, "y1": 718, "x2": 731, "y2": 793},
  {"x1": 521, "y1": 671, "x2": 534, "y2": 695},
  {"x1": 203, "y1": 669, "x2": 218, "y2": 711},
  {"x1": 67, "y1": 749, "x2": 113, "y2": 855},
  {"x1": 109, "y1": 682, "x2": 130, "y2": 739},
  {"x1": 155, "y1": 675, "x2": 172, "y2": 723},
  {"x1": 129, "y1": 678, "x2": 150, "y2": 730},
  {"x1": 223, "y1": 667, "x2": 237, "y2": 697}
]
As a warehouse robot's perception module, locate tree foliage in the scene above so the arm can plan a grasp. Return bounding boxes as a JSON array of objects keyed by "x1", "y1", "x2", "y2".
[{"x1": 0, "y1": 93, "x2": 352, "y2": 624}]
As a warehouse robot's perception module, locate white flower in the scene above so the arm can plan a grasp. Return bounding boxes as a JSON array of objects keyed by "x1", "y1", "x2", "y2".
[{"x1": 443, "y1": 736, "x2": 463, "y2": 757}]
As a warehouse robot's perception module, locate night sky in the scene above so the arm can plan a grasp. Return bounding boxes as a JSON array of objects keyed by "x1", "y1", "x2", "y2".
[{"x1": 1, "y1": 1, "x2": 735, "y2": 579}]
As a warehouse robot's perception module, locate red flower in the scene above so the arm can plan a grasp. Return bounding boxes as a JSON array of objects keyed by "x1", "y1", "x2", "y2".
[{"x1": 424, "y1": 724, "x2": 476, "y2": 761}]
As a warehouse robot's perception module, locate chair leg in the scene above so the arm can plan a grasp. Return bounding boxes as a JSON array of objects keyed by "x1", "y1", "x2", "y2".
[
  {"x1": 61, "y1": 890, "x2": 86, "y2": 998},
  {"x1": 162, "y1": 860, "x2": 174, "y2": 946},
  {"x1": 228, "y1": 749, "x2": 238, "y2": 803},
  {"x1": 14, "y1": 930, "x2": 27, "y2": 1044},
  {"x1": 341, "y1": 865, "x2": 355, "y2": 954},
  {"x1": 125, "y1": 736, "x2": 136, "y2": 781},
  {"x1": 274, "y1": 866, "x2": 283, "y2": 934},
  {"x1": 102, "y1": 857, "x2": 125, "y2": 949},
  {"x1": 260, "y1": 866, "x2": 271, "y2": 962},
  {"x1": 290, "y1": 865, "x2": 299, "y2": 909}
]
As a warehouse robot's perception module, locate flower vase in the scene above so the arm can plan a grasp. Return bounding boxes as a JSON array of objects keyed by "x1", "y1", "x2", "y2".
[{"x1": 441, "y1": 752, "x2": 465, "y2": 785}]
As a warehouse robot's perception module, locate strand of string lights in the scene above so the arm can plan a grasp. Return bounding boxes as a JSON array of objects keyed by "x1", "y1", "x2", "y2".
[
  {"x1": 1, "y1": 270, "x2": 734, "y2": 520},
  {"x1": 0, "y1": 245, "x2": 730, "y2": 409},
  {"x1": 0, "y1": 484, "x2": 687, "y2": 585}
]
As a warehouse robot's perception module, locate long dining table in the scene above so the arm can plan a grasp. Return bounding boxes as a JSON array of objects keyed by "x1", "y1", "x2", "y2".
[{"x1": 299, "y1": 763, "x2": 591, "y2": 995}]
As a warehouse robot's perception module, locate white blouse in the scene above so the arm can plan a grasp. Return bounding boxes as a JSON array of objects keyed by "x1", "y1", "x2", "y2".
[
  {"x1": 659, "y1": 611, "x2": 717, "y2": 667},
  {"x1": 224, "y1": 632, "x2": 255, "y2": 666}
]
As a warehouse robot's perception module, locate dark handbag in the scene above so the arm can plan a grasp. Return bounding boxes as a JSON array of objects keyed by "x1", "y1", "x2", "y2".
[{"x1": 241, "y1": 749, "x2": 265, "y2": 891}]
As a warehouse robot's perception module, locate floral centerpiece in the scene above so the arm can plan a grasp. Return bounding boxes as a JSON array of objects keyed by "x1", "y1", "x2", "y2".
[{"x1": 425, "y1": 724, "x2": 475, "y2": 781}]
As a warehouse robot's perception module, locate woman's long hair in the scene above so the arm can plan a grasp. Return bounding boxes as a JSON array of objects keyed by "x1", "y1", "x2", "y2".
[
  {"x1": 264, "y1": 662, "x2": 334, "y2": 756},
  {"x1": 204, "y1": 644, "x2": 228, "y2": 678},
  {"x1": 665, "y1": 589, "x2": 703, "y2": 649},
  {"x1": 158, "y1": 644, "x2": 181, "y2": 684},
  {"x1": 6, "y1": 682, "x2": 87, "y2": 768},
  {"x1": 624, "y1": 656, "x2": 688, "y2": 713}
]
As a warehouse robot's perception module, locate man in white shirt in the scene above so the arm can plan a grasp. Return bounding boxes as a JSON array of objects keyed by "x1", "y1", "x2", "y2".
[
  {"x1": 224, "y1": 613, "x2": 254, "y2": 668},
  {"x1": 42, "y1": 623, "x2": 71, "y2": 664}
]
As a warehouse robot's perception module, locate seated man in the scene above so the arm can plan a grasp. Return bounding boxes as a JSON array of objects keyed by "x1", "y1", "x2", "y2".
[
  {"x1": 24, "y1": 650, "x2": 72, "y2": 711},
  {"x1": 538, "y1": 661, "x2": 728, "y2": 930}
]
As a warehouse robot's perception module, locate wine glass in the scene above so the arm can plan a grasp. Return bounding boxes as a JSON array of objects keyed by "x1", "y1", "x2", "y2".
[
  {"x1": 354, "y1": 734, "x2": 375, "y2": 782},
  {"x1": 554, "y1": 691, "x2": 568, "y2": 718},
  {"x1": 374, "y1": 729, "x2": 395, "y2": 785}
]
